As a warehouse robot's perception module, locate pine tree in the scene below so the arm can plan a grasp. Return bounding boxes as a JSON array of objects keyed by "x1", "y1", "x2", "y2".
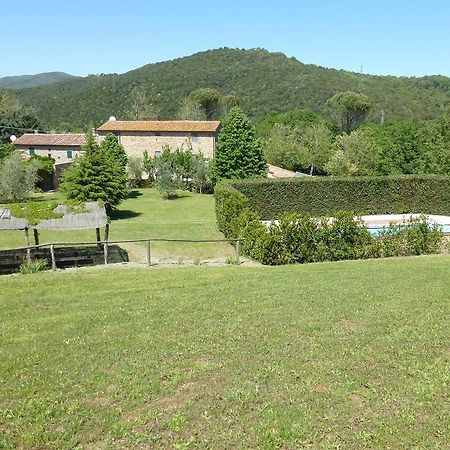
[
  {"x1": 60, "y1": 132, "x2": 127, "y2": 211},
  {"x1": 213, "y1": 108, "x2": 267, "y2": 180},
  {"x1": 100, "y1": 133, "x2": 128, "y2": 170}
]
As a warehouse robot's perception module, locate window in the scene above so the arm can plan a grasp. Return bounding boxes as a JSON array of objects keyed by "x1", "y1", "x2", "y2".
[
  {"x1": 154, "y1": 150, "x2": 161, "y2": 158},
  {"x1": 191, "y1": 132, "x2": 198, "y2": 142},
  {"x1": 67, "y1": 150, "x2": 73, "y2": 159},
  {"x1": 29, "y1": 147, "x2": 35, "y2": 156}
]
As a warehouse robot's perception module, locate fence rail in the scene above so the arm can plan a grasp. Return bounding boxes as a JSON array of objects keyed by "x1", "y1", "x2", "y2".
[{"x1": 4, "y1": 238, "x2": 244, "y2": 269}]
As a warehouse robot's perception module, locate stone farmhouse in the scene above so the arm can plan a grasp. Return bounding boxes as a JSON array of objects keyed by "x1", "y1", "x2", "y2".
[
  {"x1": 96, "y1": 119, "x2": 221, "y2": 159},
  {"x1": 13, "y1": 133, "x2": 85, "y2": 164}
]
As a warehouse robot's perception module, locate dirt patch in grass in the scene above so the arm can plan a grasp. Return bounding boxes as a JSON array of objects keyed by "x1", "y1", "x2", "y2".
[{"x1": 341, "y1": 319, "x2": 367, "y2": 331}]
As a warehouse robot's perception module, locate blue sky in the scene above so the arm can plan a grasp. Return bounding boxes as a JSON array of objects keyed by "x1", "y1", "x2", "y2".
[{"x1": 2, "y1": 0, "x2": 450, "y2": 77}]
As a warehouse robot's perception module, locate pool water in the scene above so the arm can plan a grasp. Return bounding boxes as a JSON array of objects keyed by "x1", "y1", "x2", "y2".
[{"x1": 368, "y1": 224, "x2": 450, "y2": 236}]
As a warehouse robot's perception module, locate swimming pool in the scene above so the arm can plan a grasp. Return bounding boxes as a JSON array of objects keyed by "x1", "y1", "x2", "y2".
[{"x1": 361, "y1": 214, "x2": 450, "y2": 236}]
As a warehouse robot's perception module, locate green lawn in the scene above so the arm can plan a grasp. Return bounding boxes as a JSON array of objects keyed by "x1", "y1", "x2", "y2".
[
  {"x1": 1, "y1": 256, "x2": 449, "y2": 449},
  {"x1": 0, "y1": 189, "x2": 235, "y2": 263}
]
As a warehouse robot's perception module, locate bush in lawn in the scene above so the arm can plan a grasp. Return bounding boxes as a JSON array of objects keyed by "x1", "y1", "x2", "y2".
[
  {"x1": 155, "y1": 160, "x2": 182, "y2": 199},
  {"x1": 379, "y1": 216, "x2": 442, "y2": 257},
  {"x1": 60, "y1": 132, "x2": 127, "y2": 211},
  {"x1": 0, "y1": 151, "x2": 38, "y2": 202},
  {"x1": 19, "y1": 259, "x2": 48, "y2": 274},
  {"x1": 127, "y1": 156, "x2": 144, "y2": 187}
]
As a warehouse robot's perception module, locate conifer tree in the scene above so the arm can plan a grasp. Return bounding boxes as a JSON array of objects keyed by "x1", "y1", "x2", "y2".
[
  {"x1": 212, "y1": 107, "x2": 267, "y2": 180},
  {"x1": 99, "y1": 133, "x2": 128, "y2": 170},
  {"x1": 60, "y1": 132, "x2": 127, "y2": 211}
]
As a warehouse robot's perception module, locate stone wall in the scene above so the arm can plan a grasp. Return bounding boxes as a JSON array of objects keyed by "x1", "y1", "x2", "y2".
[{"x1": 99, "y1": 131, "x2": 216, "y2": 159}]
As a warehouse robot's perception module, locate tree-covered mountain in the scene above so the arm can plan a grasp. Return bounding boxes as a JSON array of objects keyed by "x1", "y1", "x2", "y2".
[
  {"x1": 13, "y1": 48, "x2": 450, "y2": 130},
  {"x1": 0, "y1": 72, "x2": 75, "y2": 89}
]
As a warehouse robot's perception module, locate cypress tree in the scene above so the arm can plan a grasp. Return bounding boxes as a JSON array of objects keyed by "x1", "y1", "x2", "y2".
[{"x1": 213, "y1": 107, "x2": 267, "y2": 180}]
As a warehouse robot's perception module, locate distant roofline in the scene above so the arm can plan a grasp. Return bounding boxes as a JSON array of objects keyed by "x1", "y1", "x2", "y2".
[
  {"x1": 97, "y1": 120, "x2": 221, "y2": 133},
  {"x1": 13, "y1": 133, "x2": 86, "y2": 147}
]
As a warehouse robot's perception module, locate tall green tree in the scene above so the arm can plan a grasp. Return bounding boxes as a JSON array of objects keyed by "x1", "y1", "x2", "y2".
[
  {"x1": 213, "y1": 108, "x2": 267, "y2": 180},
  {"x1": 100, "y1": 133, "x2": 128, "y2": 170},
  {"x1": 60, "y1": 132, "x2": 127, "y2": 211},
  {"x1": 327, "y1": 91, "x2": 374, "y2": 133}
]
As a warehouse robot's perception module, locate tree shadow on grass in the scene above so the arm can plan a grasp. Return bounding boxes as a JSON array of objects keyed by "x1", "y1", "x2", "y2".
[
  {"x1": 109, "y1": 210, "x2": 142, "y2": 221},
  {"x1": 127, "y1": 190, "x2": 143, "y2": 199}
]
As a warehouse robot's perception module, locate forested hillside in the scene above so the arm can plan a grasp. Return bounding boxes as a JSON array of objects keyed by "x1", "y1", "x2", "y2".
[
  {"x1": 13, "y1": 48, "x2": 450, "y2": 130},
  {"x1": 0, "y1": 72, "x2": 75, "y2": 89}
]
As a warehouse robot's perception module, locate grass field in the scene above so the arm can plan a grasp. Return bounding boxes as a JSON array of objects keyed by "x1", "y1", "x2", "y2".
[
  {"x1": 0, "y1": 189, "x2": 236, "y2": 263},
  {"x1": 1, "y1": 256, "x2": 449, "y2": 449}
]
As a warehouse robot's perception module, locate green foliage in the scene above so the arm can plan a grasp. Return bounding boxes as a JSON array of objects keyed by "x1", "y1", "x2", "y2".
[
  {"x1": 14, "y1": 49, "x2": 450, "y2": 130},
  {"x1": 265, "y1": 122, "x2": 333, "y2": 174},
  {"x1": 155, "y1": 160, "x2": 182, "y2": 199},
  {"x1": 29, "y1": 154, "x2": 55, "y2": 175},
  {"x1": 215, "y1": 182, "x2": 444, "y2": 265},
  {"x1": 214, "y1": 182, "x2": 249, "y2": 238},
  {"x1": 0, "y1": 90, "x2": 43, "y2": 143},
  {"x1": 127, "y1": 156, "x2": 144, "y2": 187},
  {"x1": 60, "y1": 132, "x2": 127, "y2": 211},
  {"x1": 178, "y1": 88, "x2": 241, "y2": 120},
  {"x1": 229, "y1": 176, "x2": 450, "y2": 219},
  {"x1": 9, "y1": 201, "x2": 62, "y2": 225},
  {"x1": 213, "y1": 107, "x2": 267, "y2": 180},
  {"x1": 255, "y1": 108, "x2": 331, "y2": 139},
  {"x1": 0, "y1": 143, "x2": 14, "y2": 161},
  {"x1": 146, "y1": 146, "x2": 213, "y2": 198},
  {"x1": 327, "y1": 91, "x2": 374, "y2": 133},
  {"x1": 99, "y1": 133, "x2": 128, "y2": 169},
  {"x1": 326, "y1": 129, "x2": 378, "y2": 175},
  {"x1": 0, "y1": 151, "x2": 38, "y2": 202},
  {"x1": 378, "y1": 216, "x2": 442, "y2": 257},
  {"x1": 19, "y1": 259, "x2": 48, "y2": 274},
  {"x1": 187, "y1": 88, "x2": 222, "y2": 119}
]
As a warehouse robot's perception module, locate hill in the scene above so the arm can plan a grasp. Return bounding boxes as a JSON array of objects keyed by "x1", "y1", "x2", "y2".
[
  {"x1": 0, "y1": 71, "x2": 75, "y2": 89},
  {"x1": 14, "y1": 48, "x2": 450, "y2": 130}
]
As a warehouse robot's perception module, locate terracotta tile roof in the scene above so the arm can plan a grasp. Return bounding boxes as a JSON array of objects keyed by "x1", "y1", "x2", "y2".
[
  {"x1": 13, "y1": 133, "x2": 85, "y2": 147},
  {"x1": 97, "y1": 120, "x2": 221, "y2": 133},
  {"x1": 268, "y1": 164, "x2": 297, "y2": 178}
]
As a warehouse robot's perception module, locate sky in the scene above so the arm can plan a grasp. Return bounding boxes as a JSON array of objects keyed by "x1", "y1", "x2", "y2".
[{"x1": 2, "y1": 0, "x2": 450, "y2": 78}]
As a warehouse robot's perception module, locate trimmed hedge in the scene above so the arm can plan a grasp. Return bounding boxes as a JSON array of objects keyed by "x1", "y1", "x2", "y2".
[
  {"x1": 219, "y1": 175, "x2": 450, "y2": 220},
  {"x1": 214, "y1": 175, "x2": 448, "y2": 265}
]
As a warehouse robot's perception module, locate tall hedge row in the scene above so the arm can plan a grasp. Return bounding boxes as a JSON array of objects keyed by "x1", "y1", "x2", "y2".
[{"x1": 219, "y1": 175, "x2": 450, "y2": 220}]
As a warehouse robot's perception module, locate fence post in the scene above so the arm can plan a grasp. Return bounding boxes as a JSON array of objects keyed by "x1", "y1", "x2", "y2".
[
  {"x1": 103, "y1": 242, "x2": 108, "y2": 265},
  {"x1": 235, "y1": 239, "x2": 240, "y2": 265},
  {"x1": 147, "y1": 240, "x2": 152, "y2": 266},
  {"x1": 50, "y1": 244, "x2": 56, "y2": 271}
]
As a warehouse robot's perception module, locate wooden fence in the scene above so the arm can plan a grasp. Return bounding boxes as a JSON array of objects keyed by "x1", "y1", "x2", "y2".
[{"x1": 1, "y1": 238, "x2": 243, "y2": 273}]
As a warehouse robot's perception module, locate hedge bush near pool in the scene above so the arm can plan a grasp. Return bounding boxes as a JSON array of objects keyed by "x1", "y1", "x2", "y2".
[
  {"x1": 214, "y1": 175, "x2": 448, "y2": 265},
  {"x1": 217, "y1": 175, "x2": 450, "y2": 220}
]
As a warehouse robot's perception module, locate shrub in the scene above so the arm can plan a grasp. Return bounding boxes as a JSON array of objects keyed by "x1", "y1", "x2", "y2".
[
  {"x1": 215, "y1": 180, "x2": 444, "y2": 265},
  {"x1": 0, "y1": 151, "x2": 38, "y2": 203},
  {"x1": 216, "y1": 175, "x2": 450, "y2": 220},
  {"x1": 19, "y1": 259, "x2": 48, "y2": 274}
]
